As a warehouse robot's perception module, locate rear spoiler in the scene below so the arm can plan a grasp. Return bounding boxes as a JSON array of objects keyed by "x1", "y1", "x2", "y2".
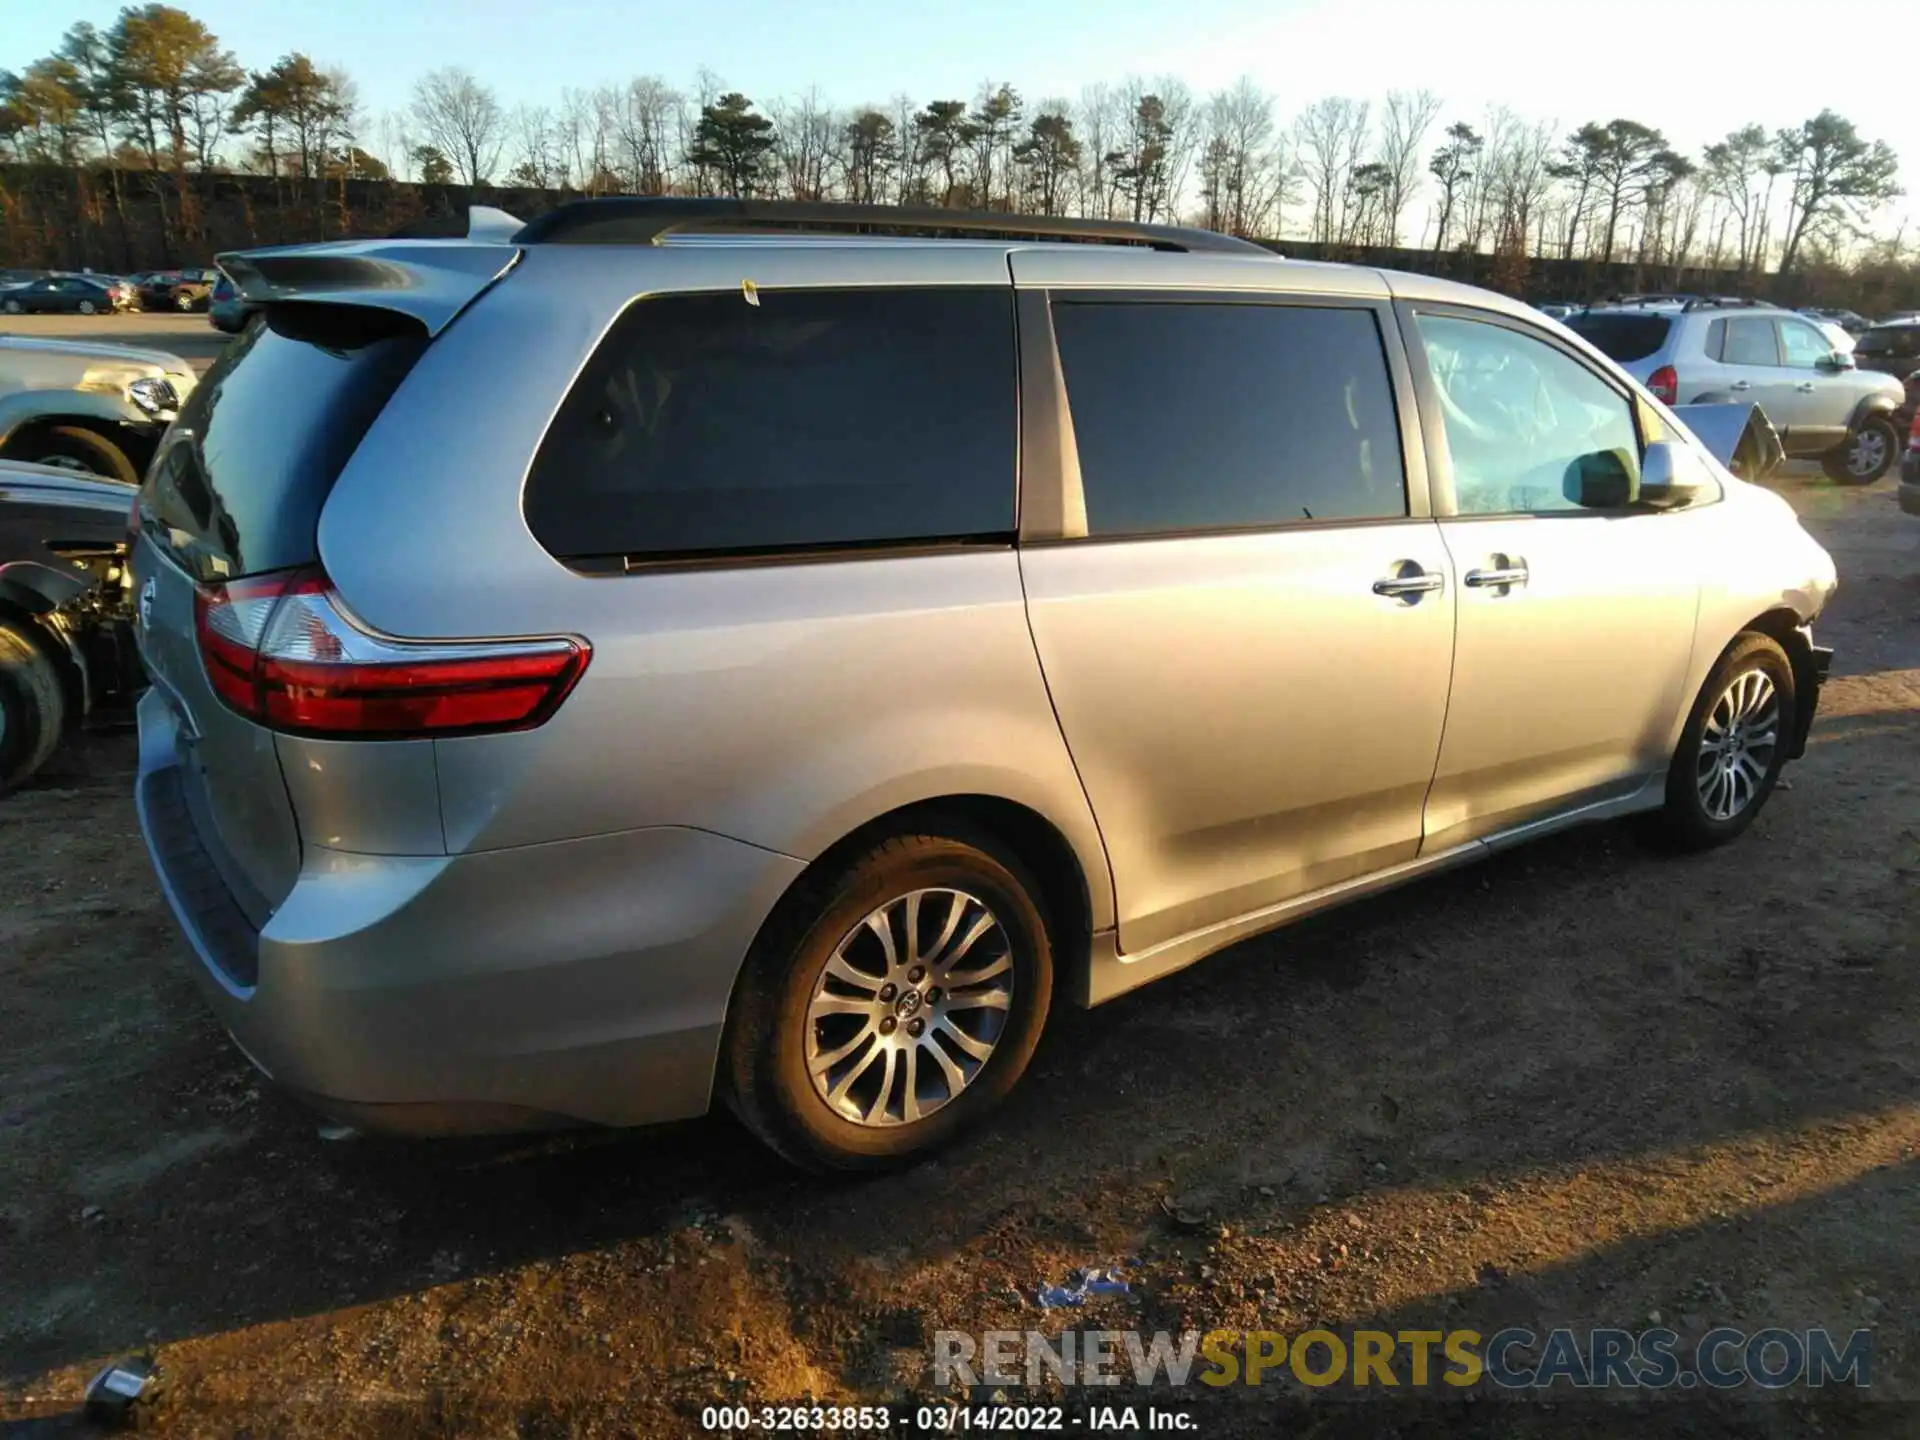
[{"x1": 216, "y1": 208, "x2": 524, "y2": 337}]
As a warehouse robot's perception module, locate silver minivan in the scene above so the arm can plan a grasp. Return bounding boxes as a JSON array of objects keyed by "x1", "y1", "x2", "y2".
[{"x1": 132, "y1": 201, "x2": 1838, "y2": 1170}]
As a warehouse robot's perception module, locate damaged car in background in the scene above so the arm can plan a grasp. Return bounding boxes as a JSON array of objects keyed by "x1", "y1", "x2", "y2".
[
  {"x1": 0, "y1": 334, "x2": 198, "y2": 483},
  {"x1": 0, "y1": 460, "x2": 144, "y2": 790}
]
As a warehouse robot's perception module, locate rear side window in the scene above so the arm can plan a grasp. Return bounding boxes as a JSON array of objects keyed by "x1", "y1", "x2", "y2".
[
  {"x1": 523, "y1": 287, "x2": 1016, "y2": 563},
  {"x1": 1722, "y1": 317, "x2": 1779, "y2": 367},
  {"x1": 1563, "y1": 312, "x2": 1671, "y2": 362},
  {"x1": 1858, "y1": 326, "x2": 1920, "y2": 360},
  {"x1": 1050, "y1": 301, "x2": 1406, "y2": 537},
  {"x1": 143, "y1": 305, "x2": 427, "y2": 583}
]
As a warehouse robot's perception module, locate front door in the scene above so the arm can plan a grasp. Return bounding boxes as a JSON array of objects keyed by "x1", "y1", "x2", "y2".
[
  {"x1": 1402, "y1": 308, "x2": 1701, "y2": 850},
  {"x1": 1015, "y1": 287, "x2": 1456, "y2": 954},
  {"x1": 1771, "y1": 314, "x2": 1850, "y2": 452}
]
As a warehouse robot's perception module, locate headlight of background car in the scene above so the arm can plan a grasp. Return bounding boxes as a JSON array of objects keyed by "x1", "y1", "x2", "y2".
[{"x1": 125, "y1": 377, "x2": 179, "y2": 418}]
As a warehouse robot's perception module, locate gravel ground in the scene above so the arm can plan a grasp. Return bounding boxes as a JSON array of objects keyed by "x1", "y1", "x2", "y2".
[{"x1": 0, "y1": 466, "x2": 1915, "y2": 1438}]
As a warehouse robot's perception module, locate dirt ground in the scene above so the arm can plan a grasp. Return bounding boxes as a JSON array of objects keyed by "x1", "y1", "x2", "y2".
[{"x1": 1, "y1": 468, "x2": 1916, "y2": 1438}]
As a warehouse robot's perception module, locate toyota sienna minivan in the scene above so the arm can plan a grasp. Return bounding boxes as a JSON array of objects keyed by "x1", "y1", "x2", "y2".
[{"x1": 132, "y1": 199, "x2": 1838, "y2": 1170}]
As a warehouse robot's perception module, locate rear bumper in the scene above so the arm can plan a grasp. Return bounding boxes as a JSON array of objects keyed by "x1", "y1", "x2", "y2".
[{"x1": 135, "y1": 696, "x2": 805, "y2": 1134}]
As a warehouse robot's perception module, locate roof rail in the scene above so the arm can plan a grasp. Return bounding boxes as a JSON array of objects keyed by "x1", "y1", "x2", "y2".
[
  {"x1": 1680, "y1": 295, "x2": 1768, "y2": 312},
  {"x1": 509, "y1": 197, "x2": 1270, "y2": 255}
]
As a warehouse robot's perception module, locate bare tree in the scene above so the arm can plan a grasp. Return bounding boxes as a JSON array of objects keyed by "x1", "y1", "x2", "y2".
[
  {"x1": 1701, "y1": 124, "x2": 1772, "y2": 277},
  {"x1": 1294, "y1": 96, "x2": 1370, "y2": 245},
  {"x1": 770, "y1": 86, "x2": 833, "y2": 200},
  {"x1": 508, "y1": 103, "x2": 557, "y2": 188},
  {"x1": 1197, "y1": 78, "x2": 1281, "y2": 237},
  {"x1": 1076, "y1": 82, "x2": 1118, "y2": 218},
  {"x1": 606, "y1": 77, "x2": 681, "y2": 195},
  {"x1": 411, "y1": 66, "x2": 504, "y2": 185},
  {"x1": 1375, "y1": 89, "x2": 1441, "y2": 244}
]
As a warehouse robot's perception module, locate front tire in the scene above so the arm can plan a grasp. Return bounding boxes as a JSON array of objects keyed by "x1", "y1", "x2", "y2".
[
  {"x1": 1822, "y1": 417, "x2": 1898, "y2": 484},
  {"x1": 725, "y1": 830, "x2": 1054, "y2": 1172},
  {"x1": 8, "y1": 425, "x2": 139, "y2": 483},
  {"x1": 0, "y1": 621, "x2": 68, "y2": 794},
  {"x1": 1652, "y1": 632, "x2": 1796, "y2": 851}
]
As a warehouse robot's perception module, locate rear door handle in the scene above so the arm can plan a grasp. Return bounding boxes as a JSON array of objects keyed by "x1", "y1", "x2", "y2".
[
  {"x1": 1372, "y1": 565, "x2": 1445, "y2": 600},
  {"x1": 1464, "y1": 563, "x2": 1529, "y2": 589},
  {"x1": 1794, "y1": 382, "x2": 1816, "y2": 392},
  {"x1": 1729, "y1": 380, "x2": 1752, "y2": 391}
]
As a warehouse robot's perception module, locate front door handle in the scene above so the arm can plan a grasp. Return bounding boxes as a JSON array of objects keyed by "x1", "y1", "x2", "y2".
[
  {"x1": 1729, "y1": 380, "x2": 1752, "y2": 391},
  {"x1": 1464, "y1": 561, "x2": 1529, "y2": 589},
  {"x1": 1372, "y1": 563, "x2": 1445, "y2": 601},
  {"x1": 1794, "y1": 382, "x2": 1816, "y2": 392}
]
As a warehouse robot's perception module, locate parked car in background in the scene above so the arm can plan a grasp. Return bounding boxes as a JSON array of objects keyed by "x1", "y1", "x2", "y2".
[
  {"x1": 0, "y1": 334, "x2": 197, "y2": 482},
  {"x1": 145, "y1": 267, "x2": 217, "y2": 312},
  {"x1": 1852, "y1": 319, "x2": 1920, "y2": 428},
  {"x1": 0, "y1": 459, "x2": 143, "y2": 791},
  {"x1": 131, "y1": 200, "x2": 1837, "y2": 1170},
  {"x1": 1800, "y1": 307, "x2": 1870, "y2": 335},
  {"x1": 206, "y1": 272, "x2": 257, "y2": 334},
  {"x1": 1901, "y1": 409, "x2": 1920, "y2": 515},
  {"x1": 1, "y1": 275, "x2": 127, "y2": 316},
  {"x1": 1566, "y1": 299, "x2": 1906, "y2": 483}
]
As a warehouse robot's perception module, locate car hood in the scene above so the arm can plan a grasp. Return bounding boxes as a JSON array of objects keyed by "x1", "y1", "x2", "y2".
[
  {"x1": 0, "y1": 335, "x2": 198, "y2": 406},
  {"x1": 0, "y1": 334, "x2": 193, "y2": 372}
]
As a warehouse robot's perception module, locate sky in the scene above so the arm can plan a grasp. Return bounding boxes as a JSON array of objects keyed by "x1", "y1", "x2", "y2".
[{"x1": 6, "y1": 0, "x2": 1916, "y2": 232}]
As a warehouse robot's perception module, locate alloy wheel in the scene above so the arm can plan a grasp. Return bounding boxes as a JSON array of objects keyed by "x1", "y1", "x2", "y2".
[
  {"x1": 805, "y1": 887, "x2": 1015, "y2": 1127},
  {"x1": 1847, "y1": 428, "x2": 1888, "y2": 477},
  {"x1": 1695, "y1": 668, "x2": 1780, "y2": 821}
]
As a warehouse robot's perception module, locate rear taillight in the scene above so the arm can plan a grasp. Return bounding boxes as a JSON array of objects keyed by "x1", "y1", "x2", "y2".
[
  {"x1": 193, "y1": 567, "x2": 588, "y2": 738},
  {"x1": 1908, "y1": 407, "x2": 1920, "y2": 451},
  {"x1": 1647, "y1": 365, "x2": 1678, "y2": 405}
]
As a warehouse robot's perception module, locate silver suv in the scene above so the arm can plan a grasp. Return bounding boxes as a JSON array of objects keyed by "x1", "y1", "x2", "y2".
[
  {"x1": 132, "y1": 201, "x2": 1838, "y2": 1170},
  {"x1": 1565, "y1": 300, "x2": 1906, "y2": 484}
]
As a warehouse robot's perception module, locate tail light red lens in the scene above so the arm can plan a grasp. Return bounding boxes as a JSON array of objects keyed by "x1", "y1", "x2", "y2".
[
  {"x1": 1647, "y1": 365, "x2": 1678, "y2": 406},
  {"x1": 1909, "y1": 407, "x2": 1919, "y2": 449},
  {"x1": 194, "y1": 567, "x2": 588, "y2": 738}
]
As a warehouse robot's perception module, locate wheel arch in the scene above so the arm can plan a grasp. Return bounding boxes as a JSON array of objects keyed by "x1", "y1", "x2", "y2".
[
  {"x1": 1728, "y1": 606, "x2": 1822, "y2": 760},
  {"x1": 730, "y1": 792, "x2": 1101, "y2": 1027},
  {"x1": 1847, "y1": 391, "x2": 1900, "y2": 431}
]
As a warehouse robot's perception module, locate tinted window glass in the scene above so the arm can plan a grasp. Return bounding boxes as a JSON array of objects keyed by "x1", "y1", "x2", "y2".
[
  {"x1": 1722, "y1": 317, "x2": 1779, "y2": 366},
  {"x1": 1414, "y1": 314, "x2": 1640, "y2": 515},
  {"x1": 142, "y1": 305, "x2": 427, "y2": 583},
  {"x1": 1050, "y1": 302, "x2": 1406, "y2": 537},
  {"x1": 1562, "y1": 312, "x2": 1671, "y2": 363},
  {"x1": 1857, "y1": 326, "x2": 1920, "y2": 360},
  {"x1": 524, "y1": 288, "x2": 1015, "y2": 562}
]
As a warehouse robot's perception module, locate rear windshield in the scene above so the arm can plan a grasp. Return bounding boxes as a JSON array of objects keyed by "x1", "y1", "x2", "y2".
[
  {"x1": 142, "y1": 305, "x2": 426, "y2": 583},
  {"x1": 523, "y1": 286, "x2": 1017, "y2": 564},
  {"x1": 1856, "y1": 326, "x2": 1920, "y2": 360},
  {"x1": 1562, "y1": 312, "x2": 1672, "y2": 363}
]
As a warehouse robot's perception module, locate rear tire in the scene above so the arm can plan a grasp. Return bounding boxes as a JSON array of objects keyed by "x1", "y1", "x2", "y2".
[
  {"x1": 0, "y1": 621, "x2": 68, "y2": 794},
  {"x1": 1650, "y1": 631, "x2": 1796, "y2": 852},
  {"x1": 724, "y1": 829, "x2": 1053, "y2": 1172},
  {"x1": 8, "y1": 425, "x2": 139, "y2": 484},
  {"x1": 1822, "y1": 417, "x2": 1898, "y2": 484},
  {"x1": 2, "y1": 299, "x2": 20, "y2": 314}
]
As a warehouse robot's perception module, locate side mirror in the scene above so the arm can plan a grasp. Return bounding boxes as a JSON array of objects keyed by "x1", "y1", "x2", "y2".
[
  {"x1": 1564, "y1": 446, "x2": 1639, "y2": 508},
  {"x1": 1639, "y1": 440, "x2": 1719, "y2": 508},
  {"x1": 1817, "y1": 350, "x2": 1856, "y2": 372}
]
